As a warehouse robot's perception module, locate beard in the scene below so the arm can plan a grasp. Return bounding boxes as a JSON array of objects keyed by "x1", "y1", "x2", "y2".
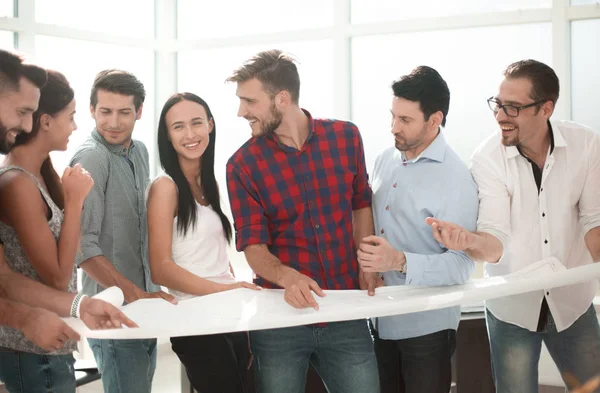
[
  {"x1": 0, "y1": 122, "x2": 26, "y2": 154},
  {"x1": 259, "y1": 102, "x2": 283, "y2": 137},
  {"x1": 499, "y1": 122, "x2": 520, "y2": 147},
  {"x1": 502, "y1": 137, "x2": 520, "y2": 147},
  {"x1": 394, "y1": 136, "x2": 416, "y2": 152},
  {"x1": 394, "y1": 123, "x2": 429, "y2": 153},
  {"x1": 0, "y1": 121, "x2": 12, "y2": 154},
  {"x1": 501, "y1": 134, "x2": 520, "y2": 147}
]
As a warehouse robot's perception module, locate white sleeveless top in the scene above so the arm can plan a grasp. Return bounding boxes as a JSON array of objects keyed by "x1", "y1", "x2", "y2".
[{"x1": 148, "y1": 174, "x2": 235, "y2": 300}]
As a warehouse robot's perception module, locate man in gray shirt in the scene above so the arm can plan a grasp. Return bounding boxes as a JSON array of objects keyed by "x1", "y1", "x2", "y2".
[{"x1": 70, "y1": 69, "x2": 176, "y2": 393}]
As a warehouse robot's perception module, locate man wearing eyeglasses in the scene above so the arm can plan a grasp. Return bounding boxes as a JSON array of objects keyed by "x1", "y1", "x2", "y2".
[{"x1": 427, "y1": 59, "x2": 600, "y2": 392}]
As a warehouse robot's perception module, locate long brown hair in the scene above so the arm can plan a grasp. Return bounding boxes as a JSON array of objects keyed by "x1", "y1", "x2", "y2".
[{"x1": 14, "y1": 70, "x2": 74, "y2": 209}]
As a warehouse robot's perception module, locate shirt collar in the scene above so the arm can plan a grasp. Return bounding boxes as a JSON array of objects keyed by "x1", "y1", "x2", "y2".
[
  {"x1": 506, "y1": 120, "x2": 564, "y2": 159},
  {"x1": 400, "y1": 130, "x2": 447, "y2": 164},
  {"x1": 92, "y1": 128, "x2": 134, "y2": 156}
]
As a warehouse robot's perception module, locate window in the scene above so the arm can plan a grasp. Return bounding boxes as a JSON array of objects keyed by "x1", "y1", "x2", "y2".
[
  {"x1": 0, "y1": 0, "x2": 13, "y2": 18},
  {"x1": 35, "y1": 0, "x2": 154, "y2": 38},
  {"x1": 177, "y1": 0, "x2": 334, "y2": 39},
  {"x1": 34, "y1": 36, "x2": 155, "y2": 174},
  {"x1": 572, "y1": 19, "x2": 600, "y2": 132},
  {"x1": 0, "y1": 30, "x2": 14, "y2": 49},
  {"x1": 351, "y1": 23, "x2": 552, "y2": 171},
  {"x1": 351, "y1": 0, "x2": 551, "y2": 24}
]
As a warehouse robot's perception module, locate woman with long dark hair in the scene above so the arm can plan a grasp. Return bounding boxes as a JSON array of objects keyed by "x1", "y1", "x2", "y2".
[
  {"x1": 0, "y1": 69, "x2": 94, "y2": 392},
  {"x1": 147, "y1": 92, "x2": 258, "y2": 393}
]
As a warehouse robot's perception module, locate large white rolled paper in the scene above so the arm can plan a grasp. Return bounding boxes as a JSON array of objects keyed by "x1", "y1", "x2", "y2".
[
  {"x1": 91, "y1": 286, "x2": 125, "y2": 308},
  {"x1": 63, "y1": 257, "x2": 600, "y2": 339}
]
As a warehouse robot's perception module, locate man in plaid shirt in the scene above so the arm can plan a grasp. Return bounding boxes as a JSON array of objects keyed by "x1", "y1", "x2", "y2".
[{"x1": 226, "y1": 50, "x2": 381, "y2": 393}]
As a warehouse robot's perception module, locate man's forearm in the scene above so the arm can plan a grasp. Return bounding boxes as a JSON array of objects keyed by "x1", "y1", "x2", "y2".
[
  {"x1": 353, "y1": 207, "x2": 375, "y2": 248},
  {"x1": 585, "y1": 226, "x2": 600, "y2": 262},
  {"x1": 0, "y1": 297, "x2": 35, "y2": 330},
  {"x1": 0, "y1": 269, "x2": 76, "y2": 317},
  {"x1": 466, "y1": 232, "x2": 504, "y2": 263},
  {"x1": 80, "y1": 255, "x2": 139, "y2": 298},
  {"x1": 244, "y1": 244, "x2": 296, "y2": 287}
]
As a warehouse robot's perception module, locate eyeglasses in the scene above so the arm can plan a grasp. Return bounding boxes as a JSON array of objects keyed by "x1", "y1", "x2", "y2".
[{"x1": 487, "y1": 97, "x2": 546, "y2": 117}]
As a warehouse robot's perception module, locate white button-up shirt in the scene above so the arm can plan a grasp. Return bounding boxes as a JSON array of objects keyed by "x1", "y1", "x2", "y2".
[{"x1": 473, "y1": 120, "x2": 600, "y2": 332}]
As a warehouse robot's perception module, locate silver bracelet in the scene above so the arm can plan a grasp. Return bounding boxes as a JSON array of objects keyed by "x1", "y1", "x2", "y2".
[{"x1": 70, "y1": 293, "x2": 88, "y2": 318}]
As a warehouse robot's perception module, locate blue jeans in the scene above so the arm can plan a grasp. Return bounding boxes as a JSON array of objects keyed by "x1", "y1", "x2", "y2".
[
  {"x1": 88, "y1": 338, "x2": 157, "y2": 393},
  {"x1": 486, "y1": 304, "x2": 600, "y2": 393},
  {"x1": 250, "y1": 319, "x2": 380, "y2": 393},
  {"x1": 0, "y1": 349, "x2": 75, "y2": 393}
]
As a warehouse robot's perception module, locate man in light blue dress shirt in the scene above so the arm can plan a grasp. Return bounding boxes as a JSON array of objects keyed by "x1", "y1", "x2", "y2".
[{"x1": 358, "y1": 66, "x2": 478, "y2": 393}]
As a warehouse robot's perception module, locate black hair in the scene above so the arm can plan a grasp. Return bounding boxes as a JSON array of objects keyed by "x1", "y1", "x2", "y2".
[
  {"x1": 157, "y1": 92, "x2": 232, "y2": 242},
  {"x1": 391, "y1": 66, "x2": 450, "y2": 127}
]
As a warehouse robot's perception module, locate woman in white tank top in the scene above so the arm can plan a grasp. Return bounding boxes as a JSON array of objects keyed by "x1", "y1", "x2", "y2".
[{"x1": 147, "y1": 93, "x2": 259, "y2": 393}]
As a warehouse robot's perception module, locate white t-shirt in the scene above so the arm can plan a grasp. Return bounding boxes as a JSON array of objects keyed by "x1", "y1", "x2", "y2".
[
  {"x1": 472, "y1": 120, "x2": 600, "y2": 332},
  {"x1": 148, "y1": 175, "x2": 235, "y2": 300}
]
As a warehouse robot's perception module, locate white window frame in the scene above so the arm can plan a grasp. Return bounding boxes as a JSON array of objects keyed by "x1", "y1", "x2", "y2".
[{"x1": 0, "y1": 0, "x2": 599, "y2": 175}]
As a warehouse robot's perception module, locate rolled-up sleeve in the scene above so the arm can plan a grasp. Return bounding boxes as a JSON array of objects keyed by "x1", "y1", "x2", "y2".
[
  {"x1": 579, "y1": 133, "x2": 600, "y2": 235},
  {"x1": 226, "y1": 161, "x2": 270, "y2": 252},
  {"x1": 352, "y1": 127, "x2": 372, "y2": 210},
  {"x1": 470, "y1": 152, "x2": 510, "y2": 254},
  {"x1": 70, "y1": 149, "x2": 109, "y2": 264},
  {"x1": 405, "y1": 177, "x2": 478, "y2": 286}
]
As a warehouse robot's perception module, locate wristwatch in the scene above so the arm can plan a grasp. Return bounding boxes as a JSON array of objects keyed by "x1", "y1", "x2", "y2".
[{"x1": 70, "y1": 293, "x2": 88, "y2": 318}]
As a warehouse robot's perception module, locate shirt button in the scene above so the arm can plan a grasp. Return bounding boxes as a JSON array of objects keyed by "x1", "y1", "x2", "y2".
[
  {"x1": 380, "y1": 228, "x2": 385, "y2": 234},
  {"x1": 546, "y1": 292, "x2": 550, "y2": 295},
  {"x1": 393, "y1": 183, "x2": 397, "y2": 188},
  {"x1": 402, "y1": 162, "x2": 407, "y2": 167},
  {"x1": 542, "y1": 213, "x2": 546, "y2": 217},
  {"x1": 544, "y1": 239, "x2": 548, "y2": 244},
  {"x1": 385, "y1": 205, "x2": 390, "y2": 211},
  {"x1": 315, "y1": 224, "x2": 320, "y2": 229},
  {"x1": 541, "y1": 187, "x2": 544, "y2": 192}
]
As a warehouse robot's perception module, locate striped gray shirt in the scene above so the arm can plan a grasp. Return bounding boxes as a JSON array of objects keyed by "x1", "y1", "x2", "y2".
[{"x1": 70, "y1": 129, "x2": 159, "y2": 297}]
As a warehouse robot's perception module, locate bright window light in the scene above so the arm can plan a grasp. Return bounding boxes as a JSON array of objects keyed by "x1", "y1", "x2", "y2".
[
  {"x1": 177, "y1": 0, "x2": 334, "y2": 39},
  {"x1": 352, "y1": 23, "x2": 552, "y2": 170},
  {"x1": 35, "y1": 0, "x2": 154, "y2": 38},
  {"x1": 351, "y1": 0, "x2": 551, "y2": 24}
]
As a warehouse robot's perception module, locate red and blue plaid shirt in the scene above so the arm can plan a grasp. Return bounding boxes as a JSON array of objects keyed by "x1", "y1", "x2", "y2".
[{"x1": 226, "y1": 110, "x2": 372, "y2": 290}]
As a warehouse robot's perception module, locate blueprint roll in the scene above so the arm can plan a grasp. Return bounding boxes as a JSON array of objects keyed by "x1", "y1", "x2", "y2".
[
  {"x1": 92, "y1": 286, "x2": 125, "y2": 308},
  {"x1": 66, "y1": 258, "x2": 600, "y2": 340}
]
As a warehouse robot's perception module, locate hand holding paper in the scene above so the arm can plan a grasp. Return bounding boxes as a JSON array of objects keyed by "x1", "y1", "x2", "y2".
[{"x1": 281, "y1": 269, "x2": 325, "y2": 311}]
